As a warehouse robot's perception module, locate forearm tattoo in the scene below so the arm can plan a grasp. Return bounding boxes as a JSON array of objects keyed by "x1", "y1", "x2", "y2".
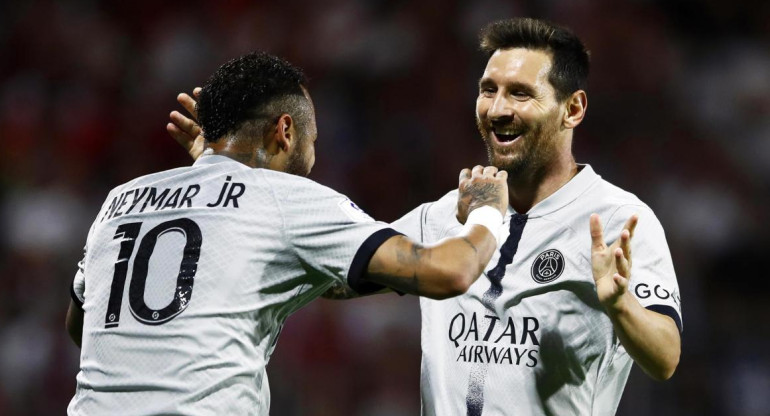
[
  {"x1": 366, "y1": 239, "x2": 426, "y2": 295},
  {"x1": 460, "y1": 236, "x2": 478, "y2": 255}
]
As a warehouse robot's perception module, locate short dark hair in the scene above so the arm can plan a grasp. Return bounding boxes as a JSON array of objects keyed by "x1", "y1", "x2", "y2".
[
  {"x1": 480, "y1": 18, "x2": 589, "y2": 102},
  {"x1": 197, "y1": 52, "x2": 309, "y2": 142}
]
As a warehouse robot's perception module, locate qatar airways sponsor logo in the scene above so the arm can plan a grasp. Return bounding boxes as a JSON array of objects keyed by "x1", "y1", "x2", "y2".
[{"x1": 448, "y1": 312, "x2": 540, "y2": 367}]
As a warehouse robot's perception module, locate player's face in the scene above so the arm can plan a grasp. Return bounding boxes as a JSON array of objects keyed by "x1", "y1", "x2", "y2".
[
  {"x1": 286, "y1": 91, "x2": 317, "y2": 177},
  {"x1": 475, "y1": 48, "x2": 564, "y2": 175},
  {"x1": 286, "y1": 126, "x2": 316, "y2": 176}
]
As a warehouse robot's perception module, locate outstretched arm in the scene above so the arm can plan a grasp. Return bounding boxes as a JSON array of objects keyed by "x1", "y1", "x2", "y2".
[
  {"x1": 590, "y1": 214, "x2": 681, "y2": 380},
  {"x1": 363, "y1": 166, "x2": 507, "y2": 300},
  {"x1": 169, "y1": 91, "x2": 507, "y2": 301}
]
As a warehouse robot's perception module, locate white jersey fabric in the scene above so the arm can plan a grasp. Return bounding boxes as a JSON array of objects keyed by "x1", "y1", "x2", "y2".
[
  {"x1": 69, "y1": 154, "x2": 398, "y2": 415},
  {"x1": 392, "y1": 165, "x2": 682, "y2": 416}
]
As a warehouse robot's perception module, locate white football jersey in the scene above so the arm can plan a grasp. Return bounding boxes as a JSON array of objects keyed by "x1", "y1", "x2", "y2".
[
  {"x1": 392, "y1": 165, "x2": 682, "y2": 416},
  {"x1": 69, "y1": 155, "x2": 398, "y2": 415}
]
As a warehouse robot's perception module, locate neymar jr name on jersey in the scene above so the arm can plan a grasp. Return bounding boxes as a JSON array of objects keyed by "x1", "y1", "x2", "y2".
[{"x1": 101, "y1": 175, "x2": 246, "y2": 222}]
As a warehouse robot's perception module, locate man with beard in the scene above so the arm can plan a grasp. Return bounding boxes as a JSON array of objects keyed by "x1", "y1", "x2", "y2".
[
  {"x1": 65, "y1": 52, "x2": 510, "y2": 415},
  {"x1": 168, "y1": 19, "x2": 681, "y2": 415},
  {"x1": 394, "y1": 18, "x2": 682, "y2": 415}
]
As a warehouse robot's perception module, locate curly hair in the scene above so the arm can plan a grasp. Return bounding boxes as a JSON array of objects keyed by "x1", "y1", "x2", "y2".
[
  {"x1": 197, "y1": 52, "x2": 309, "y2": 142},
  {"x1": 480, "y1": 18, "x2": 590, "y2": 102}
]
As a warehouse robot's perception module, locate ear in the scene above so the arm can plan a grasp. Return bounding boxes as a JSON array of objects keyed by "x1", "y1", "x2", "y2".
[
  {"x1": 563, "y1": 90, "x2": 587, "y2": 129},
  {"x1": 265, "y1": 113, "x2": 294, "y2": 154}
]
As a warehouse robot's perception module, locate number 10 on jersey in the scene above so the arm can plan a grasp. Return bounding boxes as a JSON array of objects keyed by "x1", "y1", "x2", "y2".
[{"x1": 105, "y1": 218, "x2": 202, "y2": 328}]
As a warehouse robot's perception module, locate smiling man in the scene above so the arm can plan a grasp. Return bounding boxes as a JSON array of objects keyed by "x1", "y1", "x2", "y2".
[{"x1": 390, "y1": 18, "x2": 682, "y2": 415}]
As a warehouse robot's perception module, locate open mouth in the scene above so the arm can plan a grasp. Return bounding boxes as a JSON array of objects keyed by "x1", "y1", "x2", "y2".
[{"x1": 492, "y1": 131, "x2": 522, "y2": 143}]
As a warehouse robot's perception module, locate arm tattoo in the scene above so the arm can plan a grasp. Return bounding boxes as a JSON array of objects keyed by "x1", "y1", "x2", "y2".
[
  {"x1": 460, "y1": 236, "x2": 478, "y2": 255},
  {"x1": 367, "y1": 239, "x2": 425, "y2": 294},
  {"x1": 368, "y1": 271, "x2": 419, "y2": 295}
]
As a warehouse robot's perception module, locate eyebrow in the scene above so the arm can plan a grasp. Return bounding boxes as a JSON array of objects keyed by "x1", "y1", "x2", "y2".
[{"x1": 478, "y1": 78, "x2": 538, "y2": 95}]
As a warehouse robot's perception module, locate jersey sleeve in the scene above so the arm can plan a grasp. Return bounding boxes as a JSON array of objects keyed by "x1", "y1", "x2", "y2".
[
  {"x1": 605, "y1": 205, "x2": 682, "y2": 332},
  {"x1": 268, "y1": 173, "x2": 401, "y2": 294}
]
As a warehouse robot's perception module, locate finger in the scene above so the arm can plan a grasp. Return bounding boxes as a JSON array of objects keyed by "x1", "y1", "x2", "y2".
[
  {"x1": 619, "y1": 229, "x2": 631, "y2": 264},
  {"x1": 170, "y1": 111, "x2": 201, "y2": 137},
  {"x1": 459, "y1": 168, "x2": 471, "y2": 184},
  {"x1": 482, "y1": 166, "x2": 498, "y2": 177},
  {"x1": 620, "y1": 215, "x2": 637, "y2": 266},
  {"x1": 166, "y1": 123, "x2": 193, "y2": 151},
  {"x1": 169, "y1": 111, "x2": 199, "y2": 137},
  {"x1": 590, "y1": 214, "x2": 605, "y2": 250},
  {"x1": 471, "y1": 165, "x2": 484, "y2": 178},
  {"x1": 193, "y1": 87, "x2": 202, "y2": 97},
  {"x1": 623, "y1": 214, "x2": 639, "y2": 239},
  {"x1": 177, "y1": 93, "x2": 199, "y2": 120},
  {"x1": 613, "y1": 273, "x2": 629, "y2": 294},
  {"x1": 615, "y1": 247, "x2": 630, "y2": 278},
  {"x1": 495, "y1": 170, "x2": 508, "y2": 180}
]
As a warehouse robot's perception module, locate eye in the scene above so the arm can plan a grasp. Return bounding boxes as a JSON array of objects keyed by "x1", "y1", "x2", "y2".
[
  {"x1": 480, "y1": 87, "x2": 496, "y2": 97},
  {"x1": 512, "y1": 91, "x2": 531, "y2": 100}
]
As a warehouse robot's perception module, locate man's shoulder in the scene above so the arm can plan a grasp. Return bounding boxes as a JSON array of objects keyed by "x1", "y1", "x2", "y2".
[
  {"x1": 582, "y1": 171, "x2": 650, "y2": 213},
  {"x1": 432, "y1": 188, "x2": 459, "y2": 211},
  {"x1": 422, "y1": 189, "x2": 461, "y2": 235},
  {"x1": 577, "y1": 171, "x2": 660, "y2": 228},
  {"x1": 416, "y1": 188, "x2": 459, "y2": 223},
  {"x1": 257, "y1": 169, "x2": 344, "y2": 201},
  {"x1": 592, "y1": 178, "x2": 646, "y2": 206},
  {"x1": 104, "y1": 165, "x2": 195, "y2": 199},
  {"x1": 108, "y1": 162, "x2": 315, "y2": 193}
]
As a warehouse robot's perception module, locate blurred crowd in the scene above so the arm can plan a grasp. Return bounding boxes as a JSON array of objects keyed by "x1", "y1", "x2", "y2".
[{"x1": 1, "y1": 0, "x2": 768, "y2": 415}]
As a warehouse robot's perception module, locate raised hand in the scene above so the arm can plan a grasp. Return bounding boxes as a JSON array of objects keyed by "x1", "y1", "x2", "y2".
[
  {"x1": 590, "y1": 213, "x2": 638, "y2": 309},
  {"x1": 456, "y1": 165, "x2": 509, "y2": 224},
  {"x1": 166, "y1": 87, "x2": 205, "y2": 161}
]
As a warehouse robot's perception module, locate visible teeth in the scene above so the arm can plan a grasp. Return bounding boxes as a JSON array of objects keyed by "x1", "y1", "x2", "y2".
[{"x1": 495, "y1": 130, "x2": 519, "y2": 136}]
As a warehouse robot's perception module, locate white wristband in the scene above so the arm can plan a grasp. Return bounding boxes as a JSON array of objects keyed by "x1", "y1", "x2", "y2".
[{"x1": 463, "y1": 205, "x2": 503, "y2": 238}]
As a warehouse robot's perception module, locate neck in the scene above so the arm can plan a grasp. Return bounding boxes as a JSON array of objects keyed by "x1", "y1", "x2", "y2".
[
  {"x1": 507, "y1": 152, "x2": 578, "y2": 214},
  {"x1": 204, "y1": 139, "x2": 266, "y2": 169}
]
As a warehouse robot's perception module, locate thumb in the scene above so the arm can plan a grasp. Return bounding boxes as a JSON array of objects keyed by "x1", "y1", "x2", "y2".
[{"x1": 613, "y1": 273, "x2": 629, "y2": 293}]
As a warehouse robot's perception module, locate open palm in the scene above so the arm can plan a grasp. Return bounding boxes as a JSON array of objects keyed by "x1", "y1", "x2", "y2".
[{"x1": 590, "y1": 214, "x2": 638, "y2": 309}]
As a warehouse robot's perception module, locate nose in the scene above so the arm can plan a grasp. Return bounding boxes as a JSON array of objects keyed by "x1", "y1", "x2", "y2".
[{"x1": 487, "y1": 91, "x2": 514, "y2": 123}]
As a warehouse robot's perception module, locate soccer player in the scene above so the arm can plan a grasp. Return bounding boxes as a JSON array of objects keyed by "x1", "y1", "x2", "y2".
[
  {"x1": 396, "y1": 18, "x2": 682, "y2": 415},
  {"x1": 65, "y1": 52, "x2": 510, "y2": 415},
  {"x1": 169, "y1": 19, "x2": 682, "y2": 415}
]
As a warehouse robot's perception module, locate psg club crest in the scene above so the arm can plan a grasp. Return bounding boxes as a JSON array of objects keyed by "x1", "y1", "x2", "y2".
[{"x1": 531, "y1": 249, "x2": 565, "y2": 284}]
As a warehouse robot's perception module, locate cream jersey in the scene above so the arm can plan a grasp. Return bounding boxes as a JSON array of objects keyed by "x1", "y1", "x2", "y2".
[
  {"x1": 69, "y1": 155, "x2": 398, "y2": 415},
  {"x1": 392, "y1": 165, "x2": 682, "y2": 416}
]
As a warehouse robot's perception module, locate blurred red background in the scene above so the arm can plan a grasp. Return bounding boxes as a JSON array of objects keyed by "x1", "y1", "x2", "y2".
[{"x1": 1, "y1": 1, "x2": 768, "y2": 415}]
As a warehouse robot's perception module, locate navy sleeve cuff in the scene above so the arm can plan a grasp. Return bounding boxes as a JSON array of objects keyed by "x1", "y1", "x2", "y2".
[
  {"x1": 70, "y1": 282, "x2": 84, "y2": 311},
  {"x1": 347, "y1": 228, "x2": 403, "y2": 295},
  {"x1": 646, "y1": 305, "x2": 682, "y2": 333}
]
